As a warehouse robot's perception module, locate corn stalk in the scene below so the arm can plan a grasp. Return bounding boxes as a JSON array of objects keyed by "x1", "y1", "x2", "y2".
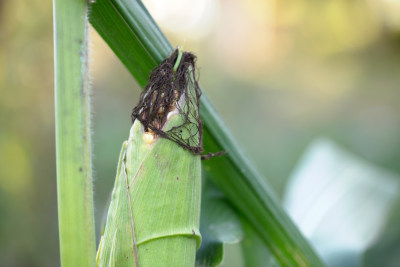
[{"x1": 53, "y1": 0, "x2": 96, "y2": 265}]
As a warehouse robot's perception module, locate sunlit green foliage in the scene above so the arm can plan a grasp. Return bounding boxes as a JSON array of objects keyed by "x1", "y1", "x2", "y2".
[{"x1": 1, "y1": 0, "x2": 400, "y2": 265}]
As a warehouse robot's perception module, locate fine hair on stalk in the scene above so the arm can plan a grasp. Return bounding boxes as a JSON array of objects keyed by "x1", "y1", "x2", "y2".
[{"x1": 131, "y1": 49, "x2": 203, "y2": 155}]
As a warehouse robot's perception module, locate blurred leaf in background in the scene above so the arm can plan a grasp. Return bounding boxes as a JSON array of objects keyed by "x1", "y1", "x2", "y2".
[
  {"x1": 284, "y1": 139, "x2": 400, "y2": 267},
  {"x1": 196, "y1": 180, "x2": 243, "y2": 267},
  {"x1": 1, "y1": 0, "x2": 400, "y2": 266}
]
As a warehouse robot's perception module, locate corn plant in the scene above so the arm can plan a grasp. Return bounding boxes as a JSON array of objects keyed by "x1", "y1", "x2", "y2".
[{"x1": 53, "y1": 0, "x2": 323, "y2": 266}]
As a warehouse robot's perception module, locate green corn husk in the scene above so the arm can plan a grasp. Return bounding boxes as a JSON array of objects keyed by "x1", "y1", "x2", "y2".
[{"x1": 97, "y1": 52, "x2": 202, "y2": 267}]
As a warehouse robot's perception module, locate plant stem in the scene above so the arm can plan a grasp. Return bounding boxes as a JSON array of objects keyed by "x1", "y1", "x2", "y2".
[{"x1": 53, "y1": 0, "x2": 96, "y2": 265}]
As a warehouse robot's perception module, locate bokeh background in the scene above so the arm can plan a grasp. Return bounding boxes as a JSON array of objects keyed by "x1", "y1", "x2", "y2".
[{"x1": 1, "y1": 0, "x2": 400, "y2": 266}]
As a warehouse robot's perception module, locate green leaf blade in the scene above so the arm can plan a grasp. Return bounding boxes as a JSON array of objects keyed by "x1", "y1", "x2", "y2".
[
  {"x1": 89, "y1": 0, "x2": 157, "y2": 86},
  {"x1": 89, "y1": 0, "x2": 169, "y2": 87}
]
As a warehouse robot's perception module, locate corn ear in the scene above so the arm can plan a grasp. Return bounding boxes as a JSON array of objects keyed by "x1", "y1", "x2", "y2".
[{"x1": 97, "y1": 55, "x2": 202, "y2": 266}]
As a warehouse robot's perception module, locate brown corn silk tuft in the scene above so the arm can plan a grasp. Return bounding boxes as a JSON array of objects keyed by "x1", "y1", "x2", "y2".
[{"x1": 131, "y1": 49, "x2": 203, "y2": 154}]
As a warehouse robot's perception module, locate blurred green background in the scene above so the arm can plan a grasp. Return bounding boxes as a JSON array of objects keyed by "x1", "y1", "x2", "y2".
[{"x1": 1, "y1": 0, "x2": 400, "y2": 266}]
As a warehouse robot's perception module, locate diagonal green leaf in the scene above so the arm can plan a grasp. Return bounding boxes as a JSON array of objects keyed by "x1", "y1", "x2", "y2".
[{"x1": 89, "y1": 1, "x2": 323, "y2": 265}]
